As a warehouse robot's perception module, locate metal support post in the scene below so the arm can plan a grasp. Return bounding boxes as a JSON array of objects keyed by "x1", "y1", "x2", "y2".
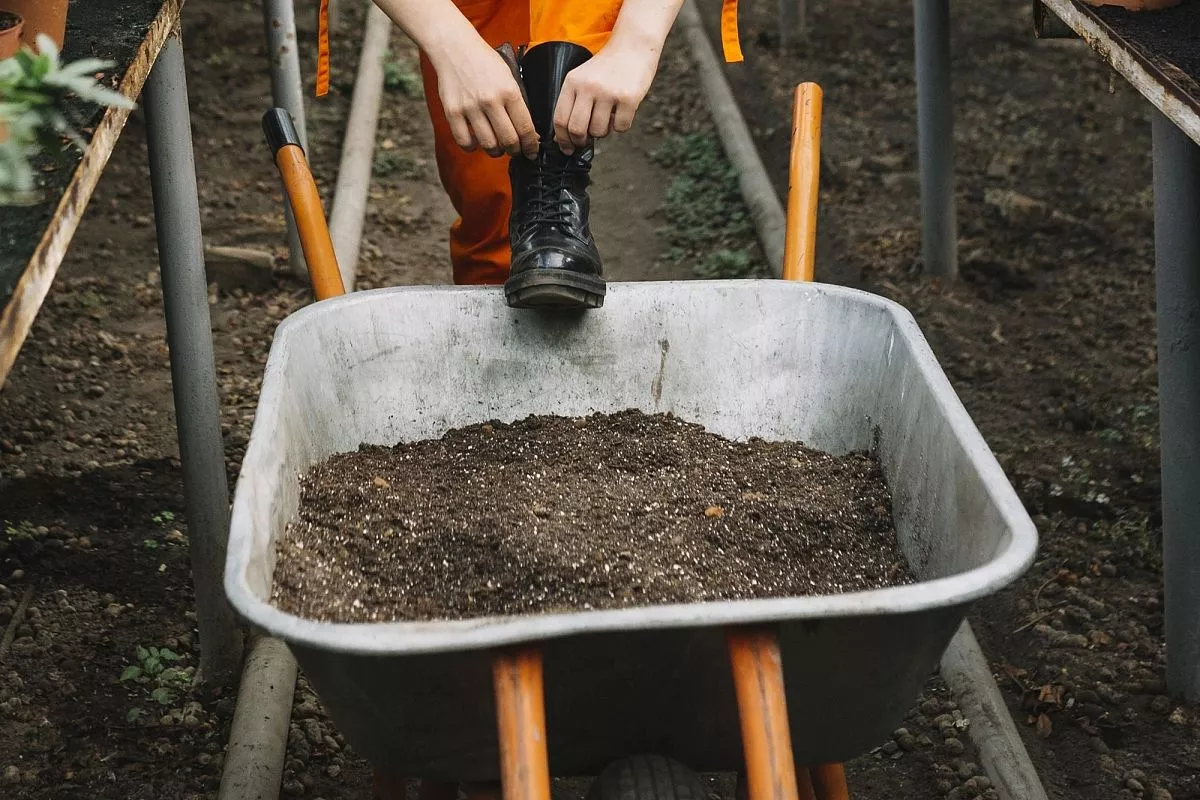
[
  {"x1": 144, "y1": 34, "x2": 244, "y2": 688},
  {"x1": 913, "y1": 0, "x2": 958, "y2": 279},
  {"x1": 1152, "y1": 110, "x2": 1200, "y2": 702},
  {"x1": 264, "y1": 0, "x2": 311, "y2": 280}
]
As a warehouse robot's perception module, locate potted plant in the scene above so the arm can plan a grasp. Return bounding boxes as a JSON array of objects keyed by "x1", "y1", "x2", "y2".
[
  {"x1": 0, "y1": 1, "x2": 67, "y2": 51},
  {"x1": 0, "y1": 10, "x2": 21, "y2": 60},
  {"x1": 0, "y1": 34, "x2": 135, "y2": 205}
]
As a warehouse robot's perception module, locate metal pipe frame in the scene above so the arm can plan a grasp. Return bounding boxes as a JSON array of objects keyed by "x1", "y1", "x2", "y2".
[
  {"x1": 144, "y1": 33, "x2": 244, "y2": 688},
  {"x1": 263, "y1": 0, "x2": 311, "y2": 280},
  {"x1": 1152, "y1": 110, "x2": 1200, "y2": 703},
  {"x1": 913, "y1": 0, "x2": 958, "y2": 279}
]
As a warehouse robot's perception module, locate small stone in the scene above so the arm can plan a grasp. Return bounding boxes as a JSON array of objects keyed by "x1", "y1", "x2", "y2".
[
  {"x1": 3, "y1": 766, "x2": 19, "y2": 785},
  {"x1": 1125, "y1": 770, "x2": 1148, "y2": 784},
  {"x1": 1169, "y1": 708, "x2": 1187, "y2": 725},
  {"x1": 104, "y1": 603, "x2": 123, "y2": 618},
  {"x1": 302, "y1": 717, "x2": 323, "y2": 745},
  {"x1": 9, "y1": 570, "x2": 24, "y2": 581},
  {"x1": 182, "y1": 714, "x2": 201, "y2": 728},
  {"x1": 1149, "y1": 788, "x2": 1172, "y2": 800},
  {"x1": 944, "y1": 737, "x2": 965, "y2": 756},
  {"x1": 282, "y1": 778, "x2": 306, "y2": 796},
  {"x1": 323, "y1": 735, "x2": 341, "y2": 752},
  {"x1": 975, "y1": 776, "x2": 993, "y2": 791},
  {"x1": 77, "y1": 537, "x2": 91, "y2": 549},
  {"x1": 1150, "y1": 695, "x2": 1171, "y2": 713},
  {"x1": 1126, "y1": 778, "x2": 1146, "y2": 794},
  {"x1": 373, "y1": 476, "x2": 390, "y2": 489},
  {"x1": 958, "y1": 762, "x2": 978, "y2": 780},
  {"x1": 326, "y1": 764, "x2": 342, "y2": 778},
  {"x1": 1100, "y1": 563, "x2": 1118, "y2": 577},
  {"x1": 881, "y1": 740, "x2": 899, "y2": 755},
  {"x1": 293, "y1": 701, "x2": 321, "y2": 719},
  {"x1": 897, "y1": 733, "x2": 917, "y2": 751},
  {"x1": 935, "y1": 779, "x2": 953, "y2": 794},
  {"x1": 1090, "y1": 736, "x2": 1110, "y2": 753}
]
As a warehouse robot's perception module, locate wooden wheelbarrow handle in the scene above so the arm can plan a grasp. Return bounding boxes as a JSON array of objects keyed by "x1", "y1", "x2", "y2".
[
  {"x1": 782, "y1": 83, "x2": 823, "y2": 282},
  {"x1": 262, "y1": 108, "x2": 346, "y2": 301}
]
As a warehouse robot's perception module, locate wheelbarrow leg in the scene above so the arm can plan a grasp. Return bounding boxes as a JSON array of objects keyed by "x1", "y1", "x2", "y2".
[
  {"x1": 809, "y1": 765, "x2": 849, "y2": 800},
  {"x1": 493, "y1": 647, "x2": 552, "y2": 800},
  {"x1": 727, "y1": 628, "x2": 806, "y2": 800}
]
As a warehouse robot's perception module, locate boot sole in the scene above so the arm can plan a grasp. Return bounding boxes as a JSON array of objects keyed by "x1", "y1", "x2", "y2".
[{"x1": 505, "y1": 270, "x2": 606, "y2": 310}]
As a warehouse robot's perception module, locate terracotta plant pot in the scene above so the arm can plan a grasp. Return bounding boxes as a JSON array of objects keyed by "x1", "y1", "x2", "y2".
[
  {"x1": 2, "y1": 0, "x2": 67, "y2": 51},
  {"x1": 0, "y1": 10, "x2": 21, "y2": 60},
  {"x1": 1081, "y1": 0, "x2": 1182, "y2": 10}
]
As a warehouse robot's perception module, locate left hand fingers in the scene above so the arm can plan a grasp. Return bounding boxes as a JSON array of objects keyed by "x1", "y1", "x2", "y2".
[
  {"x1": 565, "y1": 93, "x2": 594, "y2": 152},
  {"x1": 588, "y1": 98, "x2": 615, "y2": 140},
  {"x1": 612, "y1": 98, "x2": 637, "y2": 133}
]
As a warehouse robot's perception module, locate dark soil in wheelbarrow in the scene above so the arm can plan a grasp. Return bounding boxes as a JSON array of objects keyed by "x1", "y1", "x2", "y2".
[{"x1": 271, "y1": 410, "x2": 912, "y2": 623}]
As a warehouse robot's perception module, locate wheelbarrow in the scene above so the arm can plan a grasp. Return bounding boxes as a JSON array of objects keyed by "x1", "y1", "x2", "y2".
[{"x1": 225, "y1": 85, "x2": 1037, "y2": 800}]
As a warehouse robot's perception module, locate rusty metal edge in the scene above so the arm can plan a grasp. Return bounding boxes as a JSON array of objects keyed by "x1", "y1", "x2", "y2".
[
  {"x1": 0, "y1": 0, "x2": 184, "y2": 388},
  {"x1": 1040, "y1": 0, "x2": 1200, "y2": 146}
]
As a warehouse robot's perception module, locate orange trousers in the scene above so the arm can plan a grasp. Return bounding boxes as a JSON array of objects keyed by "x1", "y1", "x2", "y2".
[{"x1": 420, "y1": 1, "x2": 622, "y2": 286}]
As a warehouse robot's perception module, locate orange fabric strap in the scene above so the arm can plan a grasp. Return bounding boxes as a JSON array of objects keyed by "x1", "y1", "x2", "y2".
[
  {"x1": 721, "y1": 0, "x2": 743, "y2": 63},
  {"x1": 317, "y1": 0, "x2": 331, "y2": 97}
]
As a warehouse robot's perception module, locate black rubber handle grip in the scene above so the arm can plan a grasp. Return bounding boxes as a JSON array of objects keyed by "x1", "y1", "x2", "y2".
[{"x1": 262, "y1": 108, "x2": 303, "y2": 156}]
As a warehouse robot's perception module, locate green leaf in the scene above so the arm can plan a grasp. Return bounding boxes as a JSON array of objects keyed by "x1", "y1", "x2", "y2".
[
  {"x1": 120, "y1": 665, "x2": 143, "y2": 682},
  {"x1": 158, "y1": 649, "x2": 179, "y2": 662},
  {"x1": 144, "y1": 657, "x2": 162, "y2": 676},
  {"x1": 159, "y1": 667, "x2": 184, "y2": 683},
  {"x1": 135, "y1": 645, "x2": 150, "y2": 662},
  {"x1": 125, "y1": 707, "x2": 143, "y2": 723},
  {"x1": 150, "y1": 686, "x2": 173, "y2": 706}
]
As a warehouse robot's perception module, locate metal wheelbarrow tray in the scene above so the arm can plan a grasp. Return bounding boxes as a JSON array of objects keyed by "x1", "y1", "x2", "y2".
[{"x1": 224, "y1": 279, "x2": 1037, "y2": 780}]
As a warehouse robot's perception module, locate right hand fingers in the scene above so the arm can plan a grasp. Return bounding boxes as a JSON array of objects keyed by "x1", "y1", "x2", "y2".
[{"x1": 446, "y1": 108, "x2": 478, "y2": 152}]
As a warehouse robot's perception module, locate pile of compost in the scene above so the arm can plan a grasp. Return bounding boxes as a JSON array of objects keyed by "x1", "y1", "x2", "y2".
[{"x1": 271, "y1": 411, "x2": 912, "y2": 622}]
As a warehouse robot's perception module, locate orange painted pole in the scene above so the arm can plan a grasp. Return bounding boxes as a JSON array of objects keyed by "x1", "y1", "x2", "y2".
[
  {"x1": 782, "y1": 83, "x2": 823, "y2": 283},
  {"x1": 493, "y1": 648, "x2": 552, "y2": 800},
  {"x1": 727, "y1": 628, "x2": 804, "y2": 800},
  {"x1": 262, "y1": 108, "x2": 346, "y2": 301}
]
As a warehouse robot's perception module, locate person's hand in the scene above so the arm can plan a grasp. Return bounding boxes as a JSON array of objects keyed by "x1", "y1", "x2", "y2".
[
  {"x1": 432, "y1": 37, "x2": 539, "y2": 160},
  {"x1": 552, "y1": 37, "x2": 660, "y2": 155}
]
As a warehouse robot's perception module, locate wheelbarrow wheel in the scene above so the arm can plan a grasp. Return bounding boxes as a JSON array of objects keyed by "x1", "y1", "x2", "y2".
[{"x1": 587, "y1": 755, "x2": 709, "y2": 800}]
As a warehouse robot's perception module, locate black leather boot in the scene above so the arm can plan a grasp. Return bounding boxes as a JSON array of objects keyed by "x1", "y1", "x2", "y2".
[{"x1": 505, "y1": 41, "x2": 605, "y2": 310}]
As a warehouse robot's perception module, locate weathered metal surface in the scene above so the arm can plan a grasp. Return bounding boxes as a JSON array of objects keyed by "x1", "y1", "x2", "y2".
[{"x1": 225, "y1": 281, "x2": 1037, "y2": 777}]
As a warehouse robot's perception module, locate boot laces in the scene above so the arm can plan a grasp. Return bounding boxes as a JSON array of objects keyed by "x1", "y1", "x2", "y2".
[{"x1": 523, "y1": 157, "x2": 588, "y2": 229}]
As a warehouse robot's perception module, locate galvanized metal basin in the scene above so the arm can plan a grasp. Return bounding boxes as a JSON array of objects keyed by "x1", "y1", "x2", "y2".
[{"x1": 225, "y1": 280, "x2": 1037, "y2": 780}]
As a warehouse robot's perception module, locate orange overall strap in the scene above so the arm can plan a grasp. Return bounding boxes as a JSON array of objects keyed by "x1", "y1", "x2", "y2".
[
  {"x1": 721, "y1": 0, "x2": 743, "y2": 63},
  {"x1": 317, "y1": 0, "x2": 331, "y2": 96}
]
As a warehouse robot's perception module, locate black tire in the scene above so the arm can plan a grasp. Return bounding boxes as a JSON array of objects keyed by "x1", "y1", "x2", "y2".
[{"x1": 586, "y1": 755, "x2": 709, "y2": 800}]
